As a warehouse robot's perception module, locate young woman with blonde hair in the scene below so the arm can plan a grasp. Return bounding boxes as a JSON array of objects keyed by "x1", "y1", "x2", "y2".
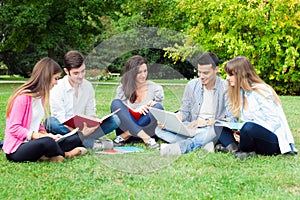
[
  {"x1": 217, "y1": 56, "x2": 297, "y2": 160},
  {"x1": 3, "y1": 57, "x2": 96, "y2": 162}
]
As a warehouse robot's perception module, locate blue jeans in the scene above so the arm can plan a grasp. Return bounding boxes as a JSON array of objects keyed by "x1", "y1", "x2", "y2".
[
  {"x1": 156, "y1": 122, "x2": 216, "y2": 154},
  {"x1": 110, "y1": 99, "x2": 163, "y2": 137},
  {"x1": 218, "y1": 122, "x2": 281, "y2": 155},
  {"x1": 44, "y1": 115, "x2": 120, "y2": 149}
]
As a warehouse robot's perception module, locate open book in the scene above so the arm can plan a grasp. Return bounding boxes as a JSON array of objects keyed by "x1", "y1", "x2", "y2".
[
  {"x1": 57, "y1": 128, "x2": 79, "y2": 143},
  {"x1": 63, "y1": 108, "x2": 120, "y2": 130},
  {"x1": 214, "y1": 120, "x2": 245, "y2": 130},
  {"x1": 127, "y1": 106, "x2": 142, "y2": 121},
  {"x1": 96, "y1": 146, "x2": 144, "y2": 154}
]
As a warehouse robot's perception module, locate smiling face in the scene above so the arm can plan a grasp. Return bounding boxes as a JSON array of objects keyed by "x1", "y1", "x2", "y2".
[
  {"x1": 197, "y1": 64, "x2": 218, "y2": 89},
  {"x1": 64, "y1": 63, "x2": 86, "y2": 86},
  {"x1": 50, "y1": 72, "x2": 61, "y2": 89},
  {"x1": 135, "y1": 63, "x2": 148, "y2": 85}
]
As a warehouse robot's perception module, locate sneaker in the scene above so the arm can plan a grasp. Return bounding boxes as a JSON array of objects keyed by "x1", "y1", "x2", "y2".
[
  {"x1": 215, "y1": 144, "x2": 229, "y2": 153},
  {"x1": 203, "y1": 141, "x2": 215, "y2": 153},
  {"x1": 145, "y1": 138, "x2": 159, "y2": 149},
  {"x1": 93, "y1": 139, "x2": 114, "y2": 151},
  {"x1": 113, "y1": 135, "x2": 126, "y2": 146},
  {"x1": 160, "y1": 143, "x2": 182, "y2": 156},
  {"x1": 234, "y1": 151, "x2": 256, "y2": 161}
]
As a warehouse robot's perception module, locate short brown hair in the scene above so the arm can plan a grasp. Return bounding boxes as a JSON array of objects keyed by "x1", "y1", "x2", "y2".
[{"x1": 64, "y1": 50, "x2": 85, "y2": 71}]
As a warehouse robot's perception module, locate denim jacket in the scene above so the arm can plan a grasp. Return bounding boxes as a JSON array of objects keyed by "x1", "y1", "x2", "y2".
[
  {"x1": 178, "y1": 77, "x2": 236, "y2": 122},
  {"x1": 241, "y1": 84, "x2": 297, "y2": 154}
]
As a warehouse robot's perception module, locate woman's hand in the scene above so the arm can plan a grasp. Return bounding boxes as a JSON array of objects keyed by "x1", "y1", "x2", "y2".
[
  {"x1": 47, "y1": 133, "x2": 62, "y2": 142},
  {"x1": 32, "y1": 131, "x2": 61, "y2": 141},
  {"x1": 81, "y1": 122, "x2": 99, "y2": 137},
  {"x1": 135, "y1": 105, "x2": 150, "y2": 115},
  {"x1": 146, "y1": 100, "x2": 156, "y2": 107},
  {"x1": 233, "y1": 131, "x2": 240, "y2": 143}
]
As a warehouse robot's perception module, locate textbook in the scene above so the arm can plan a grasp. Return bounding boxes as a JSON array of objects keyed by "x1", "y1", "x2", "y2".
[
  {"x1": 57, "y1": 128, "x2": 79, "y2": 143},
  {"x1": 96, "y1": 146, "x2": 144, "y2": 155},
  {"x1": 63, "y1": 108, "x2": 120, "y2": 130},
  {"x1": 127, "y1": 106, "x2": 142, "y2": 121},
  {"x1": 214, "y1": 120, "x2": 245, "y2": 130}
]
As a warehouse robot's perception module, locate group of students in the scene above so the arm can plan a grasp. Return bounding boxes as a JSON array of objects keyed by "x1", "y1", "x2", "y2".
[{"x1": 2, "y1": 50, "x2": 297, "y2": 163}]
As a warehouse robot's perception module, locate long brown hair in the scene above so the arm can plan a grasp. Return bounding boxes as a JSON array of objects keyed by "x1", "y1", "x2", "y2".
[
  {"x1": 6, "y1": 57, "x2": 62, "y2": 117},
  {"x1": 121, "y1": 55, "x2": 148, "y2": 103},
  {"x1": 225, "y1": 56, "x2": 281, "y2": 117}
]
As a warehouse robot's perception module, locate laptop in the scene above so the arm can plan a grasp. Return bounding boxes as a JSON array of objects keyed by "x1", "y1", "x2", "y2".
[{"x1": 149, "y1": 107, "x2": 197, "y2": 137}]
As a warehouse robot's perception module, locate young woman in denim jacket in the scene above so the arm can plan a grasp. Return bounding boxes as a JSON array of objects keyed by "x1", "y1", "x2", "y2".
[{"x1": 218, "y1": 56, "x2": 297, "y2": 160}]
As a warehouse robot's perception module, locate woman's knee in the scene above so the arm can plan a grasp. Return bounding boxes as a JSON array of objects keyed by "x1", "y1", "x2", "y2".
[
  {"x1": 111, "y1": 99, "x2": 124, "y2": 111},
  {"x1": 241, "y1": 122, "x2": 256, "y2": 135},
  {"x1": 41, "y1": 137, "x2": 58, "y2": 149},
  {"x1": 152, "y1": 103, "x2": 164, "y2": 110}
]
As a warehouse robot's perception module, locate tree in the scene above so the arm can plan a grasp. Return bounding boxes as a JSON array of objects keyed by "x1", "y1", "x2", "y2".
[
  {"x1": 162, "y1": 0, "x2": 300, "y2": 95},
  {"x1": 0, "y1": 0, "x2": 121, "y2": 76}
]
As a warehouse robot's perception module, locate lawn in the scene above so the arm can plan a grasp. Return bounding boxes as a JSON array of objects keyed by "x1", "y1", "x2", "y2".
[{"x1": 0, "y1": 83, "x2": 299, "y2": 200}]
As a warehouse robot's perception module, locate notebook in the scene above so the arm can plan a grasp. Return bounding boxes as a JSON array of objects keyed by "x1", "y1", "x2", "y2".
[{"x1": 149, "y1": 107, "x2": 197, "y2": 137}]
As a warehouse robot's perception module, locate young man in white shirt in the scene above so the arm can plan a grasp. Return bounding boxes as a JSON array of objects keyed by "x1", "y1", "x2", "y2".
[{"x1": 46, "y1": 50, "x2": 120, "y2": 150}]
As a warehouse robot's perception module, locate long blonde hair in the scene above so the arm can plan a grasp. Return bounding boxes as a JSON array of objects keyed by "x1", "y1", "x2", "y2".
[
  {"x1": 225, "y1": 56, "x2": 281, "y2": 117},
  {"x1": 6, "y1": 57, "x2": 61, "y2": 117}
]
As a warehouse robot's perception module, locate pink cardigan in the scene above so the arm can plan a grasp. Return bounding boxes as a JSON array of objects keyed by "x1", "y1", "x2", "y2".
[{"x1": 3, "y1": 94, "x2": 46, "y2": 154}]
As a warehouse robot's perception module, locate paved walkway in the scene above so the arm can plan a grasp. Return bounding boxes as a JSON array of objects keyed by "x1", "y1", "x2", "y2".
[{"x1": 0, "y1": 80, "x2": 187, "y2": 86}]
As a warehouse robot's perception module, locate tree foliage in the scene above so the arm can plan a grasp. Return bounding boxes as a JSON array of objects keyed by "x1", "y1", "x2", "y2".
[
  {"x1": 0, "y1": 0, "x2": 299, "y2": 94},
  {"x1": 163, "y1": 0, "x2": 300, "y2": 95},
  {"x1": 0, "y1": 0, "x2": 120, "y2": 76}
]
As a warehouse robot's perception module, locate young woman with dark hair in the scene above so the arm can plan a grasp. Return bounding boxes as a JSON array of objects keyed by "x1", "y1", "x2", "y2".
[{"x1": 111, "y1": 55, "x2": 164, "y2": 148}]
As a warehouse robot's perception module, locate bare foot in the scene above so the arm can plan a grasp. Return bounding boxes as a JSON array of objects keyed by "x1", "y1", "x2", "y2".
[
  {"x1": 65, "y1": 147, "x2": 87, "y2": 158},
  {"x1": 39, "y1": 155, "x2": 64, "y2": 162}
]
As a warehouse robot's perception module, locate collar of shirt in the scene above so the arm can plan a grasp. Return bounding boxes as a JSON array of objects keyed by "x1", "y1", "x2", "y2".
[{"x1": 62, "y1": 75, "x2": 83, "y2": 93}]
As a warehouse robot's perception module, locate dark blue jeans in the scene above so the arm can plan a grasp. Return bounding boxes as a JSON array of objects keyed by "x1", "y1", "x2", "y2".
[
  {"x1": 218, "y1": 122, "x2": 281, "y2": 155},
  {"x1": 110, "y1": 99, "x2": 163, "y2": 137}
]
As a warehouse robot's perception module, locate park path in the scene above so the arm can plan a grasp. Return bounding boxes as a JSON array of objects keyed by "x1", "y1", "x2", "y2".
[{"x1": 0, "y1": 80, "x2": 186, "y2": 86}]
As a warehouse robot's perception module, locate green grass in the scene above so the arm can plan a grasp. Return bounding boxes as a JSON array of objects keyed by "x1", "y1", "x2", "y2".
[
  {"x1": 0, "y1": 75, "x2": 28, "y2": 81},
  {"x1": 0, "y1": 83, "x2": 299, "y2": 199}
]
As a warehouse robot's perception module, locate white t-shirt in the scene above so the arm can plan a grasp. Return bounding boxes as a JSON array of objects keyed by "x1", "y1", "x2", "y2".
[
  {"x1": 28, "y1": 98, "x2": 44, "y2": 140},
  {"x1": 198, "y1": 87, "x2": 215, "y2": 120}
]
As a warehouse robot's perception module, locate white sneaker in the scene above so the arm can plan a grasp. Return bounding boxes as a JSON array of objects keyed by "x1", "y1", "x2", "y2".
[
  {"x1": 203, "y1": 142, "x2": 215, "y2": 153},
  {"x1": 145, "y1": 138, "x2": 159, "y2": 149},
  {"x1": 93, "y1": 139, "x2": 114, "y2": 151},
  {"x1": 160, "y1": 143, "x2": 182, "y2": 156}
]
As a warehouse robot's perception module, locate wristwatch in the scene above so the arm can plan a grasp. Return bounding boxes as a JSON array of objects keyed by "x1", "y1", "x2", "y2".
[{"x1": 205, "y1": 118, "x2": 210, "y2": 126}]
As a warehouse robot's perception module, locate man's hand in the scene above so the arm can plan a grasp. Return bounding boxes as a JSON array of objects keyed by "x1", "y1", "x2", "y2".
[
  {"x1": 81, "y1": 122, "x2": 99, "y2": 137},
  {"x1": 157, "y1": 121, "x2": 166, "y2": 130},
  {"x1": 188, "y1": 119, "x2": 205, "y2": 128},
  {"x1": 187, "y1": 119, "x2": 215, "y2": 128}
]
